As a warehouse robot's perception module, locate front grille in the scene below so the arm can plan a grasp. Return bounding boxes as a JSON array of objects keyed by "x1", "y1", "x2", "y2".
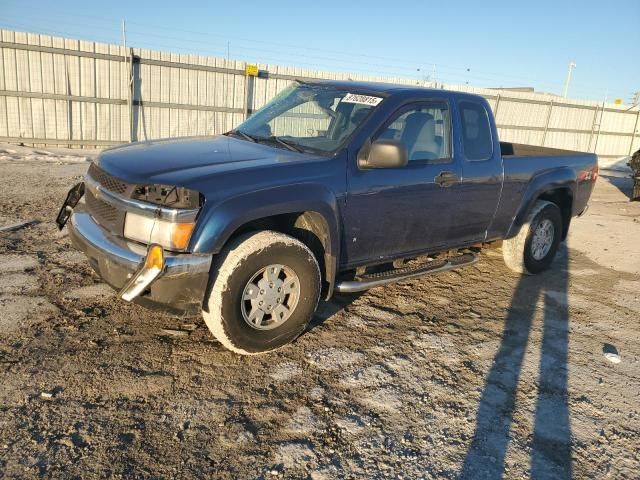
[
  {"x1": 88, "y1": 163, "x2": 131, "y2": 195},
  {"x1": 85, "y1": 163, "x2": 135, "y2": 234},
  {"x1": 85, "y1": 189, "x2": 125, "y2": 233}
]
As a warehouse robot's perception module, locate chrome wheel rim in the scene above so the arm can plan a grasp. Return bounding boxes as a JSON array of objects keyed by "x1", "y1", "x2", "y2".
[
  {"x1": 531, "y1": 219, "x2": 555, "y2": 261},
  {"x1": 241, "y1": 264, "x2": 300, "y2": 330}
]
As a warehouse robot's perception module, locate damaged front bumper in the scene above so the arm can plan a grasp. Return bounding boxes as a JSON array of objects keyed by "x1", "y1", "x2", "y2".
[{"x1": 68, "y1": 206, "x2": 212, "y2": 315}]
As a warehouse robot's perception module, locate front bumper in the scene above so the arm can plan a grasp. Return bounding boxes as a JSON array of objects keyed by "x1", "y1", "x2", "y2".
[{"x1": 68, "y1": 206, "x2": 212, "y2": 315}]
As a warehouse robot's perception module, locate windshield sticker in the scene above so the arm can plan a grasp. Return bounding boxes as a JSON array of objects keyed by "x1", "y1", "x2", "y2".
[{"x1": 341, "y1": 93, "x2": 383, "y2": 106}]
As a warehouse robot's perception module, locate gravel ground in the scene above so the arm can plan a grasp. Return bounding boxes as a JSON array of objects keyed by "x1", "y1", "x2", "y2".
[{"x1": 0, "y1": 146, "x2": 639, "y2": 479}]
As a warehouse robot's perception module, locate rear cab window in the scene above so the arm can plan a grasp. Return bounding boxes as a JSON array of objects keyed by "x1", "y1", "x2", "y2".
[{"x1": 459, "y1": 101, "x2": 493, "y2": 161}]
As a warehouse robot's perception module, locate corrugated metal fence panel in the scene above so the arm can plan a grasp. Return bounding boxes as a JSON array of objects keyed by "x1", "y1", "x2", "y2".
[
  {"x1": 496, "y1": 100, "x2": 549, "y2": 128},
  {"x1": 549, "y1": 105, "x2": 595, "y2": 131},
  {"x1": 1, "y1": 31, "x2": 15, "y2": 138},
  {"x1": 3, "y1": 31, "x2": 21, "y2": 139},
  {"x1": 601, "y1": 108, "x2": 637, "y2": 133},
  {"x1": 0, "y1": 29, "x2": 638, "y2": 160},
  {"x1": 497, "y1": 127, "x2": 545, "y2": 146},
  {"x1": 632, "y1": 134, "x2": 640, "y2": 155},
  {"x1": 0, "y1": 29, "x2": 131, "y2": 146}
]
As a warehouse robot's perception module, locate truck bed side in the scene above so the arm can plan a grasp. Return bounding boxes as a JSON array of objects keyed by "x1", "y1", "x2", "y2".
[{"x1": 488, "y1": 142, "x2": 598, "y2": 240}]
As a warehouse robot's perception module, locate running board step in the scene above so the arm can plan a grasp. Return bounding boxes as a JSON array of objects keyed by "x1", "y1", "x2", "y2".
[{"x1": 335, "y1": 252, "x2": 479, "y2": 293}]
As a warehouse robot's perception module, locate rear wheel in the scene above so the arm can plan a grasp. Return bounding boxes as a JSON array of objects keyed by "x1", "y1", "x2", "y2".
[
  {"x1": 502, "y1": 200, "x2": 562, "y2": 274},
  {"x1": 202, "y1": 230, "x2": 321, "y2": 355}
]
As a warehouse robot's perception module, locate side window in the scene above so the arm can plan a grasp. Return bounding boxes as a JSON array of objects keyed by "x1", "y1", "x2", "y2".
[
  {"x1": 459, "y1": 101, "x2": 493, "y2": 161},
  {"x1": 376, "y1": 103, "x2": 451, "y2": 163}
]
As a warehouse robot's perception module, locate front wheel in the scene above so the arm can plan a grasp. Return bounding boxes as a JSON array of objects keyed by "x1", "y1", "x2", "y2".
[
  {"x1": 202, "y1": 230, "x2": 321, "y2": 355},
  {"x1": 502, "y1": 200, "x2": 562, "y2": 274}
]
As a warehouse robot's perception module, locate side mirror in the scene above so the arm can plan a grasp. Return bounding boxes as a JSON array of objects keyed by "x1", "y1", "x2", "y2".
[{"x1": 358, "y1": 139, "x2": 408, "y2": 169}]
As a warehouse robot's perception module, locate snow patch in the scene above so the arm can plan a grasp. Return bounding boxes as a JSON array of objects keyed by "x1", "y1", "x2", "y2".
[
  {"x1": 359, "y1": 387, "x2": 403, "y2": 412},
  {"x1": 285, "y1": 406, "x2": 320, "y2": 434},
  {"x1": 269, "y1": 361, "x2": 303, "y2": 382},
  {"x1": 0, "y1": 143, "x2": 97, "y2": 164},
  {"x1": 0, "y1": 295, "x2": 58, "y2": 333},
  {"x1": 341, "y1": 364, "x2": 393, "y2": 387},
  {"x1": 0, "y1": 273, "x2": 38, "y2": 294},
  {"x1": 0, "y1": 254, "x2": 39, "y2": 274},
  {"x1": 305, "y1": 347, "x2": 365, "y2": 370},
  {"x1": 64, "y1": 284, "x2": 114, "y2": 299},
  {"x1": 274, "y1": 441, "x2": 317, "y2": 469}
]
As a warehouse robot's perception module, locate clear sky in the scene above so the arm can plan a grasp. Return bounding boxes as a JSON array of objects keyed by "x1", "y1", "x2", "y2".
[{"x1": 1, "y1": 0, "x2": 638, "y2": 103}]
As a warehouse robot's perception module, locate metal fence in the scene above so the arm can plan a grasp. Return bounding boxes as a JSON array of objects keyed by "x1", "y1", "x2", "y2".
[{"x1": 1, "y1": 29, "x2": 639, "y2": 167}]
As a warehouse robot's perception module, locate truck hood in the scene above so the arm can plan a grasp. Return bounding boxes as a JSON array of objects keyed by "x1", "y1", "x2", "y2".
[{"x1": 97, "y1": 135, "x2": 323, "y2": 186}]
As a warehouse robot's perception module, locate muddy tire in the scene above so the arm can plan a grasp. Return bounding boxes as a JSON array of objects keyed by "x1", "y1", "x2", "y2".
[
  {"x1": 202, "y1": 230, "x2": 321, "y2": 355},
  {"x1": 502, "y1": 200, "x2": 562, "y2": 274}
]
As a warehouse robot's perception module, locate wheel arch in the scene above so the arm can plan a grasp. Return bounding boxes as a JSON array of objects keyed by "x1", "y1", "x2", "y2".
[
  {"x1": 537, "y1": 187, "x2": 573, "y2": 239},
  {"x1": 192, "y1": 184, "x2": 340, "y2": 299},
  {"x1": 506, "y1": 168, "x2": 576, "y2": 240}
]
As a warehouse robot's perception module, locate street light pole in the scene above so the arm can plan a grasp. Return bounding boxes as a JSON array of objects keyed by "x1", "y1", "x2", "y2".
[{"x1": 563, "y1": 62, "x2": 577, "y2": 98}]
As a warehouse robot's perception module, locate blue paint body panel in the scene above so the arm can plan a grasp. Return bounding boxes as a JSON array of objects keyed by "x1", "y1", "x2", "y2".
[{"x1": 95, "y1": 81, "x2": 598, "y2": 291}]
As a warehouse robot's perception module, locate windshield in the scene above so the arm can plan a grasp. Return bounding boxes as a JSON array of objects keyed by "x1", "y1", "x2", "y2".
[{"x1": 229, "y1": 83, "x2": 384, "y2": 154}]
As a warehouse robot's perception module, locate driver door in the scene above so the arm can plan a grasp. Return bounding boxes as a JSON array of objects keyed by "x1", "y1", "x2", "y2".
[{"x1": 343, "y1": 101, "x2": 463, "y2": 266}]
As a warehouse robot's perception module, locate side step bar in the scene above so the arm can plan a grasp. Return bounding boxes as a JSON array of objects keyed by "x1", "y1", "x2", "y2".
[{"x1": 335, "y1": 252, "x2": 479, "y2": 293}]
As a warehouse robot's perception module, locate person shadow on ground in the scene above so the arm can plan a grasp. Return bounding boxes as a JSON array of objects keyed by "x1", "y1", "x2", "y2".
[{"x1": 459, "y1": 244, "x2": 571, "y2": 479}]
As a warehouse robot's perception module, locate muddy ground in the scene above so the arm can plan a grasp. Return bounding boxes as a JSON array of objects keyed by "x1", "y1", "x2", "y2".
[{"x1": 0, "y1": 146, "x2": 638, "y2": 479}]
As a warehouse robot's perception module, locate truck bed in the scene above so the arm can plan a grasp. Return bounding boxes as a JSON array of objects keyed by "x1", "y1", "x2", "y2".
[{"x1": 500, "y1": 142, "x2": 585, "y2": 157}]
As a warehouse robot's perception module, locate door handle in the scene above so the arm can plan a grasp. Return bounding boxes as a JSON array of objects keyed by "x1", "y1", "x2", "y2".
[{"x1": 434, "y1": 171, "x2": 459, "y2": 187}]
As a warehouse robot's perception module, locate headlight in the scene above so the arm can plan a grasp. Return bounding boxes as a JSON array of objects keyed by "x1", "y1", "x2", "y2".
[
  {"x1": 124, "y1": 212, "x2": 195, "y2": 251},
  {"x1": 131, "y1": 184, "x2": 202, "y2": 208}
]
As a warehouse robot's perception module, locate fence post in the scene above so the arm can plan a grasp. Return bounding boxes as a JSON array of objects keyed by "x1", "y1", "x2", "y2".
[
  {"x1": 243, "y1": 70, "x2": 250, "y2": 120},
  {"x1": 629, "y1": 110, "x2": 640, "y2": 155},
  {"x1": 127, "y1": 48, "x2": 134, "y2": 142},
  {"x1": 243, "y1": 63, "x2": 258, "y2": 120},
  {"x1": 122, "y1": 20, "x2": 134, "y2": 143},
  {"x1": 593, "y1": 102, "x2": 605, "y2": 154},
  {"x1": 588, "y1": 104, "x2": 599, "y2": 152},
  {"x1": 64, "y1": 55, "x2": 72, "y2": 148},
  {"x1": 493, "y1": 94, "x2": 501, "y2": 121},
  {"x1": 541, "y1": 99, "x2": 554, "y2": 146}
]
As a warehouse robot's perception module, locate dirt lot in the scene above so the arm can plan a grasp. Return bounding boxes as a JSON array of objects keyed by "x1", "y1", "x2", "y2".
[{"x1": 0, "y1": 145, "x2": 639, "y2": 479}]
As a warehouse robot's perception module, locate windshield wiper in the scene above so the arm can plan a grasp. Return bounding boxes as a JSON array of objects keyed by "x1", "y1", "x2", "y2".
[
  {"x1": 266, "y1": 136, "x2": 304, "y2": 153},
  {"x1": 226, "y1": 130, "x2": 304, "y2": 153},
  {"x1": 225, "y1": 130, "x2": 258, "y2": 143}
]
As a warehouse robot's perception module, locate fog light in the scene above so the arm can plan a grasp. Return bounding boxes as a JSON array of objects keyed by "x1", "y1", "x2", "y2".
[{"x1": 119, "y1": 244, "x2": 164, "y2": 301}]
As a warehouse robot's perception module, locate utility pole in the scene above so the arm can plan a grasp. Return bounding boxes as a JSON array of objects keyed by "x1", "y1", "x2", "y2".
[
  {"x1": 121, "y1": 19, "x2": 127, "y2": 57},
  {"x1": 562, "y1": 62, "x2": 577, "y2": 98}
]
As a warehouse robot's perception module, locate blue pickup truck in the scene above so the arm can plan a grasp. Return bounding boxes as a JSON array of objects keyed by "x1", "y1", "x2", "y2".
[{"x1": 57, "y1": 80, "x2": 598, "y2": 354}]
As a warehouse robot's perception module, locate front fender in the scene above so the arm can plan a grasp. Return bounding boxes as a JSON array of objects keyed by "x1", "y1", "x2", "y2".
[
  {"x1": 505, "y1": 167, "x2": 576, "y2": 239},
  {"x1": 190, "y1": 183, "x2": 341, "y2": 289}
]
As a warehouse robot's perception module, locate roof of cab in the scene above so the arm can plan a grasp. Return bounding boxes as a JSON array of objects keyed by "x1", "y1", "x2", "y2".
[{"x1": 303, "y1": 79, "x2": 481, "y2": 101}]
